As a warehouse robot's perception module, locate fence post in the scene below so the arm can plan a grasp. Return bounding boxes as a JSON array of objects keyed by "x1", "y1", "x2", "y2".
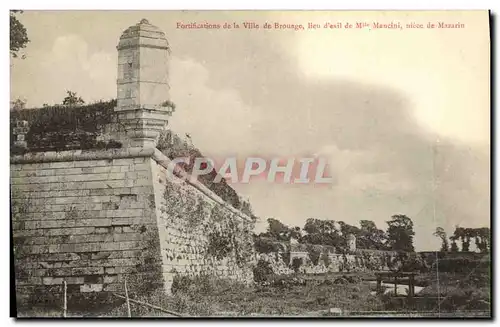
[
  {"x1": 63, "y1": 280, "x2": 67, "y2": 318},
  {"x1": 124, "y1": 280, "x2": 132, "y2": 318},
  {"x1": 408, "y1": 274, "x2": 415, "y2": 298},
  {"x1": 394, "y1": 275, "x2": 398, "y2": 296}
]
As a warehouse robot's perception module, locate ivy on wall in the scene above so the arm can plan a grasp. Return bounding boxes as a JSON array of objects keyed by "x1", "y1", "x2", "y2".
[
  {"x1": 206, "y1": 230, "x2": 233, "y2": 260},
  {"x1": 127, "y1": 225, "x2": 164, "y2": 297},
  {"x1": 160, "y1": 180, "x2": 255, "y2": 270}
]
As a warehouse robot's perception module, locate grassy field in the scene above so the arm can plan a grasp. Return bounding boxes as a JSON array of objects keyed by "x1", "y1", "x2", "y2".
[
  {"x1": 16, "y1": 269, "x2": 491, "y2": 318},
  {"x1": 103, "y1": 274, "x2": 384, "y2": 317}
]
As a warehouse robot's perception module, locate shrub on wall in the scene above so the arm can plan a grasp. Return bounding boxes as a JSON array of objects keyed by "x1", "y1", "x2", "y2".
[
  {"x1": 185, "y1": 195, "x2": 206, "y2": 230},
  {"x1": 232, "y1": 220, "x2": 255, "y2": 268},
  {"x1": 10, "y1": 99, "x2": 121, "y2": 152},
  {"x1": 291, "y1": 257, "x2": 304, "y2": 272},
  {"x1": 161, "y1": 181, "x2": 254, "y2": 270},
  {"x1": 127, "y1": 225, "x2": 164, "y2": 297},
  {"x1": 253, "y1": 259, "x2": 274, "y2": 282},
  {"x1": 206, "y1": 230, "x2": 233, "y2": 260}
]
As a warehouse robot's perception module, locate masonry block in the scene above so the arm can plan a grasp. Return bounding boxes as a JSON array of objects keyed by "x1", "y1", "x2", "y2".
[{"x1": 80, "y1": 284, "x2": 104, "y2": 293}]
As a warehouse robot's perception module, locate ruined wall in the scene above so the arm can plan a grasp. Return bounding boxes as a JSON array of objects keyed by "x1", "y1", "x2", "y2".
[
  {"x1": 257, "y1": 243, "x2": 487, "y2": 277},
  {"x1": 256, "y1": 242, "x2": 400, "y2": 277}
]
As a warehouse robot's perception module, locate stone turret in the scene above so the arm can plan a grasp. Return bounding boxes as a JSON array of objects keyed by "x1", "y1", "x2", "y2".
[{"x1": 116, "y1": 19, "x2": 174, "y2": 148}]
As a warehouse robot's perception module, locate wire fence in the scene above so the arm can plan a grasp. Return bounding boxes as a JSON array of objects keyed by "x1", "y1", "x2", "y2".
[
  {"x1": 57, "y1": 279, "x2": 183, "y2": 318},
  {"x1": 53, "y1": 267, "x2": 490, "y2": 319}
]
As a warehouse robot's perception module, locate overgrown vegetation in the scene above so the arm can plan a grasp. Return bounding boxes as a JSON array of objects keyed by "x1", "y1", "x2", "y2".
[
  {"x1": 449, "y1": 226, "x2": 490, "y2": 253},
  {"x1": 160, "y1": 182, "x2": 255, "y2": 272},
  {"x1": 157, "y1": 129, "x2": 258, "y2": 217},
  {"x1": 253, "y1": 236, "x2": 287, "y2": 254},
  {"x1": 291, "y1": 258, "x2": 304, "y2": 272},
  {"x1": 101, "y1": 273, "x2": 385, "y2": 317},
  {"x1": 380, "y1": 270, "x2": 491, "y2": 314},
  {"x1": 206, "y1": 230, "x2": 234, "y2": 260},
  {"x1": 306, "y1": 245, "x2": 322, "y2": 266},
  {"x1": 253, "y1": 260, "x2": 274, "y2": 283},
  {"x1": 10, "y1": 99, "x2": 121, "y2": 152}
]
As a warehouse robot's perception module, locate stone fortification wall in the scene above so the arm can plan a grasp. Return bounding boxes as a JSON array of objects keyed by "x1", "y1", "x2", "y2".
[
  {"x1": 11, "y1": 149, "x2": 161, "y2": 308},
  {"x1": 11, "y1": 148, "x2": 255, "y2": 308},
  {"x1": 151, "y1": 150, "x2": 255, "y2": 291}
]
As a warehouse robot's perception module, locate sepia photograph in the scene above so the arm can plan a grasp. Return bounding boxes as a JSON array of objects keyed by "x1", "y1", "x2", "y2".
[{"x1": 9, "y1": 10, "x2": 491, "y2": 318}]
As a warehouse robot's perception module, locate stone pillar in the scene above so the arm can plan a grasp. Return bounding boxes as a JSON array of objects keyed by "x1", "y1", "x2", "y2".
[
  {"x1": 13, "y1": 120, "x2": 28, "y2": 149},
  {"x1": 116, "y1": 19, "x2": 174, "y2": 148},
  {"x1": 347, "y1": 233, "x2": 356, "y2": 253}
]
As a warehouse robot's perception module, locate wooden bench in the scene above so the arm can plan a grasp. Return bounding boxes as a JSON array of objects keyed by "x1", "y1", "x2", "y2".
[{"x1": 374, "y1": 271, "x2": 419, "y2": 297}]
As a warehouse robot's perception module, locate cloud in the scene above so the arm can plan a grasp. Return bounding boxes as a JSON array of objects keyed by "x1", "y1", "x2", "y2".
[
  {"x1": 168, "y1": 57, "x2": 260, "y2": 157},
  {"x1": 295, "y1": 11, "x2": 490, "y2": 146},
  {"x1": 314, "y1": 144, "x2": 417, "y2": 193},
  {"x1": 11, "y1": 34, "x2": 116, "y2": 106}
]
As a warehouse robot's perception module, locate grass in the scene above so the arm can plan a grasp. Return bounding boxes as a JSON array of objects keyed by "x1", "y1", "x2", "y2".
[
  {"x1": 98, "y1": 273, "x2": 384, "y2": 317},
  {"x1": 15, "y1": 269, "x2": 491, "y2": 318}
]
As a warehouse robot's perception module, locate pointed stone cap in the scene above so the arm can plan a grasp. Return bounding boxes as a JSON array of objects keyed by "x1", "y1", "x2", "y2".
[{"x1": 117, "y1": 18, "x2": 169, "y2": 50}]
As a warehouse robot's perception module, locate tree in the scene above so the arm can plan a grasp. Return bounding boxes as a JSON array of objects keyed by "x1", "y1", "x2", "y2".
[
  {"x1": 302, "y1": 218, "x2": 346, "y2": 249},
  {"x1": 433, "y1": 227, "x2": 449, "y2": 252},
  {"x1": 451, "y1": 226, "x2": 490, "y2": 253},
  {"x1": 62, "y1": 91, "x2": 85, "y2": 107},
  {"x1": 303, "y1": 218, "x2": 336, "y2": 235},
  {"x1": 449, "y1": 237, "x2": 459, "y2": 252},
  {"x1": 475, "y1": 227, "x2": 490, "y2": 253},
  {"x1": 462, "y1": 228, "x2": 474, "y2": 252},
  {"x1": 266, "y1": 218, "x2": 291, "y2": 241},
  {"x1": 10, "y1": 98, "x2": 26, "y2": 110},
  {"x1": 10, "y1": 10, "x2": 29, "y2": 59},
  {"x1": 358, "y1": 220, "x2": 387, "y2": 250},
  {"x1": 338, "y1": 221, "x2": 361, "y2": 238},
  {"x1": 386, "y1": 214, "x2": 415, "y2": 252},
  {"x1": 451, "y1": 226, "x2": 466, "y2": 252},
  {"x1": 290, "y1": 226, "x2": 302, "y2": 241}
]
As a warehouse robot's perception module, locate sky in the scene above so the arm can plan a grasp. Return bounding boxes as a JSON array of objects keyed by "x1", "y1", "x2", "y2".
[{"x1": 10, "y1": 10, "x2": 490, "y2": 251}]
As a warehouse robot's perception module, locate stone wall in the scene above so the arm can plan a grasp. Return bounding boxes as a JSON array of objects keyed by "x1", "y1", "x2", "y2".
[
  {"x1": 256, "y1": 243, "x2": 490, "y2": 277},
  {"x1": 151, "y1": 152, "x2": 255, "y2": 290},
  {"x1": 11, "y1": 149, "x2": 163, "y2": 307},
  {"x1": 256, "y1": 242, "x2": 400, "y2": 276},
  {"x1": 11, "y1": 147, "x2": 255, "y2": 308}
]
